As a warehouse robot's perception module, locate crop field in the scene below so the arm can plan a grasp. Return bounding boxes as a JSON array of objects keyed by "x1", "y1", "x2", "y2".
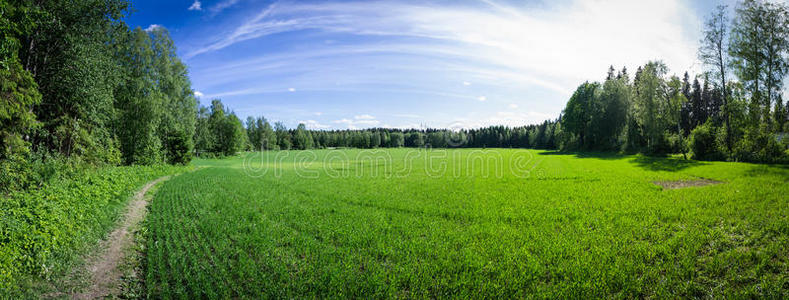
[{"x1": 144, "y1": 149, "x2": 788, "y2": 298}]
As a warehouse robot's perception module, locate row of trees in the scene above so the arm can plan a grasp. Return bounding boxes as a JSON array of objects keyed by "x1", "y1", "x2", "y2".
[
  {"x1": 1, "y1": 1, "x2": 197, "y2": 192},
  {"x1": 198, "y1": 101, "x2": 560, "y2": 154},
  {"x1": 559, "y1": 0, "x2": 789, "y2": 162}
]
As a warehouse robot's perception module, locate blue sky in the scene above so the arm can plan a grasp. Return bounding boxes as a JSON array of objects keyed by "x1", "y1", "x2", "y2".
[{"x1": 126, "y1": 0, "x2": 740, "y2": 130}]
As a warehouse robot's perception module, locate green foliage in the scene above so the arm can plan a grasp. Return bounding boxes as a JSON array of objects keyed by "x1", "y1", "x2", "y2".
[
  {"x1": 0, "y1": 58, "x2": 40, "y2": 158},
  {"x1": 144, "y1": 149, "x2": 789, "y2": 298},
  {"x1": 0, "y1": 163, "x2": 184, "y2": 295},
  {"x1": 25, "y1": 0, "x2": 128, "y2": 160},
  {"x1": 634, "y1": 61, "x2": 672, "y2": 153},
  {"x1": 293, "y1": 123, "x2": 314, "y2": 150},
  {"x1": 595, "y1": 76, "x2": 630, "y2": 149},
  {"x1": 730, "y1": 0, "x2": 789, "y2": 126},
  {"x1": 193, "y1": 99, "x2": 246, "y2": 156},
  {"x1": 732, "y1": 124, "x2": 788, "y2": 163},
  {"x1": 561, "y1": 82, "x2": 598, "y2": 148},
  {"x1": 162, "y1": 129, "x2": 193, "y2": 165},
  {"x1": 114, "y1": 27, "x2": 196, "y2": 165},
  {"x1": 274, "y1": 121, "x2": 292, "y2": 150},
  {"x1": 0, "y1": 0, "x2": 197, "y2": 172},
  {"x1": 689, "y1": 121, "x2": 725, "y2": 161}
]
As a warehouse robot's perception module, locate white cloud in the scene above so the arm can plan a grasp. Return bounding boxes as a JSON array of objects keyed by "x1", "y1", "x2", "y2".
[
  {"x1": 462, "y1": 81, "x2": 471, "y2": 86},
  {"x1": 300, "y1": 119, "x2": 330, "y2": 129},
  {"x1": 194, "y1": 90, "x2": 204, "y2": 97},
  {"x1": 288, "y1": 88, "x2": 296, "y2": 92},
  {"x1": 188, "y1": 0, "x2": 202, "y2": 11},
  {"x1": 354, "y1": 114, "x2": 375, "y2": 120},
  {"x1": 477, "y1": 96, "x2": 487, "y2": 102},
  {"x1": 333, "y1": 115, "x2": 381, "y2": 129},
  {"x1": 185, "y1": 0, "x2": 700, "y2": 92},
  {"x1": 144, "y1": 24, "x2": 162, "y2": 32}
]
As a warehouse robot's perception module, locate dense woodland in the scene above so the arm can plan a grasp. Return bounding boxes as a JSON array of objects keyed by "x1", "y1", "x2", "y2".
[{"x1": 2, "y1": 0, "x2": 789, "y2": 194}]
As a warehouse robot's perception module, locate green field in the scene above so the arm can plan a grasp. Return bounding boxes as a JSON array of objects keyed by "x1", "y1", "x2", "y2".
[{"x1": 145, "y1": 149, "x2": 788, "y2": 298}]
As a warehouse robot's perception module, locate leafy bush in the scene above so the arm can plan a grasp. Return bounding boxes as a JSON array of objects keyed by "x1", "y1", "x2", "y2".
[
  {"x1": 0, "y1": 164, "x2": 184, "y2": 295},
  {"x1": 689, "y1": 121, "x2": 725, "y2": 161},
  {"x1": 732, "y1": 125, "x2": 789, "y2": 163}
]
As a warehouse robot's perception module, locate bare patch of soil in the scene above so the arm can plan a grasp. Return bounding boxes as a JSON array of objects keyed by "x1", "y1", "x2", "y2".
[
  {"x1": 653, "y1": 178, "x2": 722, "y2": 190},
  {"x1": 73, "y1": 176, "x2": 170, "y2": 299}
]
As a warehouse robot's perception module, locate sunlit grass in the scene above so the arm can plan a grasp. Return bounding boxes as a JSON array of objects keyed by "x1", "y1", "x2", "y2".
[{"x1": 145, "y1": 149, "x2": 788, "y2": 298}]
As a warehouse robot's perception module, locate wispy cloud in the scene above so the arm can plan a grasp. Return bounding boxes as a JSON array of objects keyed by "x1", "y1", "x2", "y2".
[
  {"x1": 194, "y1": 90, "x2": 204, "y2": 98},
  {"x1": 209, "y1": 0, "x2": 241, "y2": 15},
  {"x1": 144, "y1": 24, "x2": 162, "y2": 32},
  {"x1": 188, "y1": 0, "x2": 202, "y2": 11},
  {"x1": 185, "y1": 0, "x2": 699, "y2": 91},
  {"x1": 182, "y1": 0, "x2": 702, "y2": 129}
]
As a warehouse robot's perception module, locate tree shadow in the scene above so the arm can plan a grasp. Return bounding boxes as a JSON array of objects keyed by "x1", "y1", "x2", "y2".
[
  {"x1": 629, "y1": 155, "x2": 708, "y2": 172},
  {"x1": 538, "y1": 150, "x2": 629, "y2": 160},
  {"x1": 539, "y1": 150, "x2": 708, "y2": 172},
  {"x1": 744, "y1": 164, "x2": 789, "y2": 179}
]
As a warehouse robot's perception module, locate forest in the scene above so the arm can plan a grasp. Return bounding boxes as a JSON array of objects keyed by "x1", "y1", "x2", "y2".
[{"x1": 2, "y1": 0, "x2": 789, "y2": 196}]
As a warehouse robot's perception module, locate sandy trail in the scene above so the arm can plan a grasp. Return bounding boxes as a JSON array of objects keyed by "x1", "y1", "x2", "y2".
[{"x1": 73, "y1": 176, "x2": 170, "y2": 299}]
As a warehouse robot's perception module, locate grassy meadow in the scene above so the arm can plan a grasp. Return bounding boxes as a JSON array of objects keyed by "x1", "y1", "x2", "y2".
[{"x1": 144, "y1": 148, "x2": 788, "y2": 298}]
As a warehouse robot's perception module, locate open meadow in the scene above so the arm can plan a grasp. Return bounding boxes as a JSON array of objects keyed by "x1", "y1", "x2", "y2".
[{"x1": 143, "y1": 149, "x2": 788, "y2": 298}]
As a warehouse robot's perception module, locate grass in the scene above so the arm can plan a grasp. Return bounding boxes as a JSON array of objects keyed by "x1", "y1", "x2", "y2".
[
  {"x1": 0, "y1": 164, "x2": 187, "y2": 296},
  {"x1": 144, "y1": 148, "x2": 788, "y2": 298}
]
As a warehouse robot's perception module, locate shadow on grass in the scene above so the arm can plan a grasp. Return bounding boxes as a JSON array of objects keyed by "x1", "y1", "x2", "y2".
[
  {"x1": 539, "y1": 150, "x2": 708, "y2": 172},
  {"x1": 538, "y1": 150, "x2": 629, "y2": 160},
  {"x1": 744, "y1": 164, "x2": 789, "y2": 179},
  {"x1": 630, "y1": 155, "x2": 708, "y2": 172}
]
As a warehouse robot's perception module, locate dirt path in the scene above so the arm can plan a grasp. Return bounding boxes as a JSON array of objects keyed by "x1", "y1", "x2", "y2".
[
  {"x1": 73, "y1": 176, "x2": 170, "y2": 299},
  {"x1": 653, "y1": 178, "x2": 722, "y2": 190}
]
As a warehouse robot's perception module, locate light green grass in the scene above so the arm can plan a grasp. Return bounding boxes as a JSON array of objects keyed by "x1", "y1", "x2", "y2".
[{"x1": 145, "y1": 149, "x2": 788, "y2": 298}]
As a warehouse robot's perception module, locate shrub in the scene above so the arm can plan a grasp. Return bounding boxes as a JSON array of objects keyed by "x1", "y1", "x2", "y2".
[
  {"x1": 689, "y1": 121, "x2": 725, "y2": 161},
  {"x1": 732, "y1": 125, "x2": 788, "y2": 163}
]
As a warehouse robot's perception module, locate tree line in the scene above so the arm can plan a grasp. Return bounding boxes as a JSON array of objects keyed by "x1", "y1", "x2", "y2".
[
  {"x1": 203, "y1": 107, "x2": 560, "y2": 154},
  {"x1": 3, "y1": 0, "x2": 788, "y2": 193}
]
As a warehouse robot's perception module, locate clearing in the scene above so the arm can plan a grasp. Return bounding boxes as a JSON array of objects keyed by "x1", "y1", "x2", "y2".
[{"x1": 143, "y1": 149, "x2": 787, "y2": 298}]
